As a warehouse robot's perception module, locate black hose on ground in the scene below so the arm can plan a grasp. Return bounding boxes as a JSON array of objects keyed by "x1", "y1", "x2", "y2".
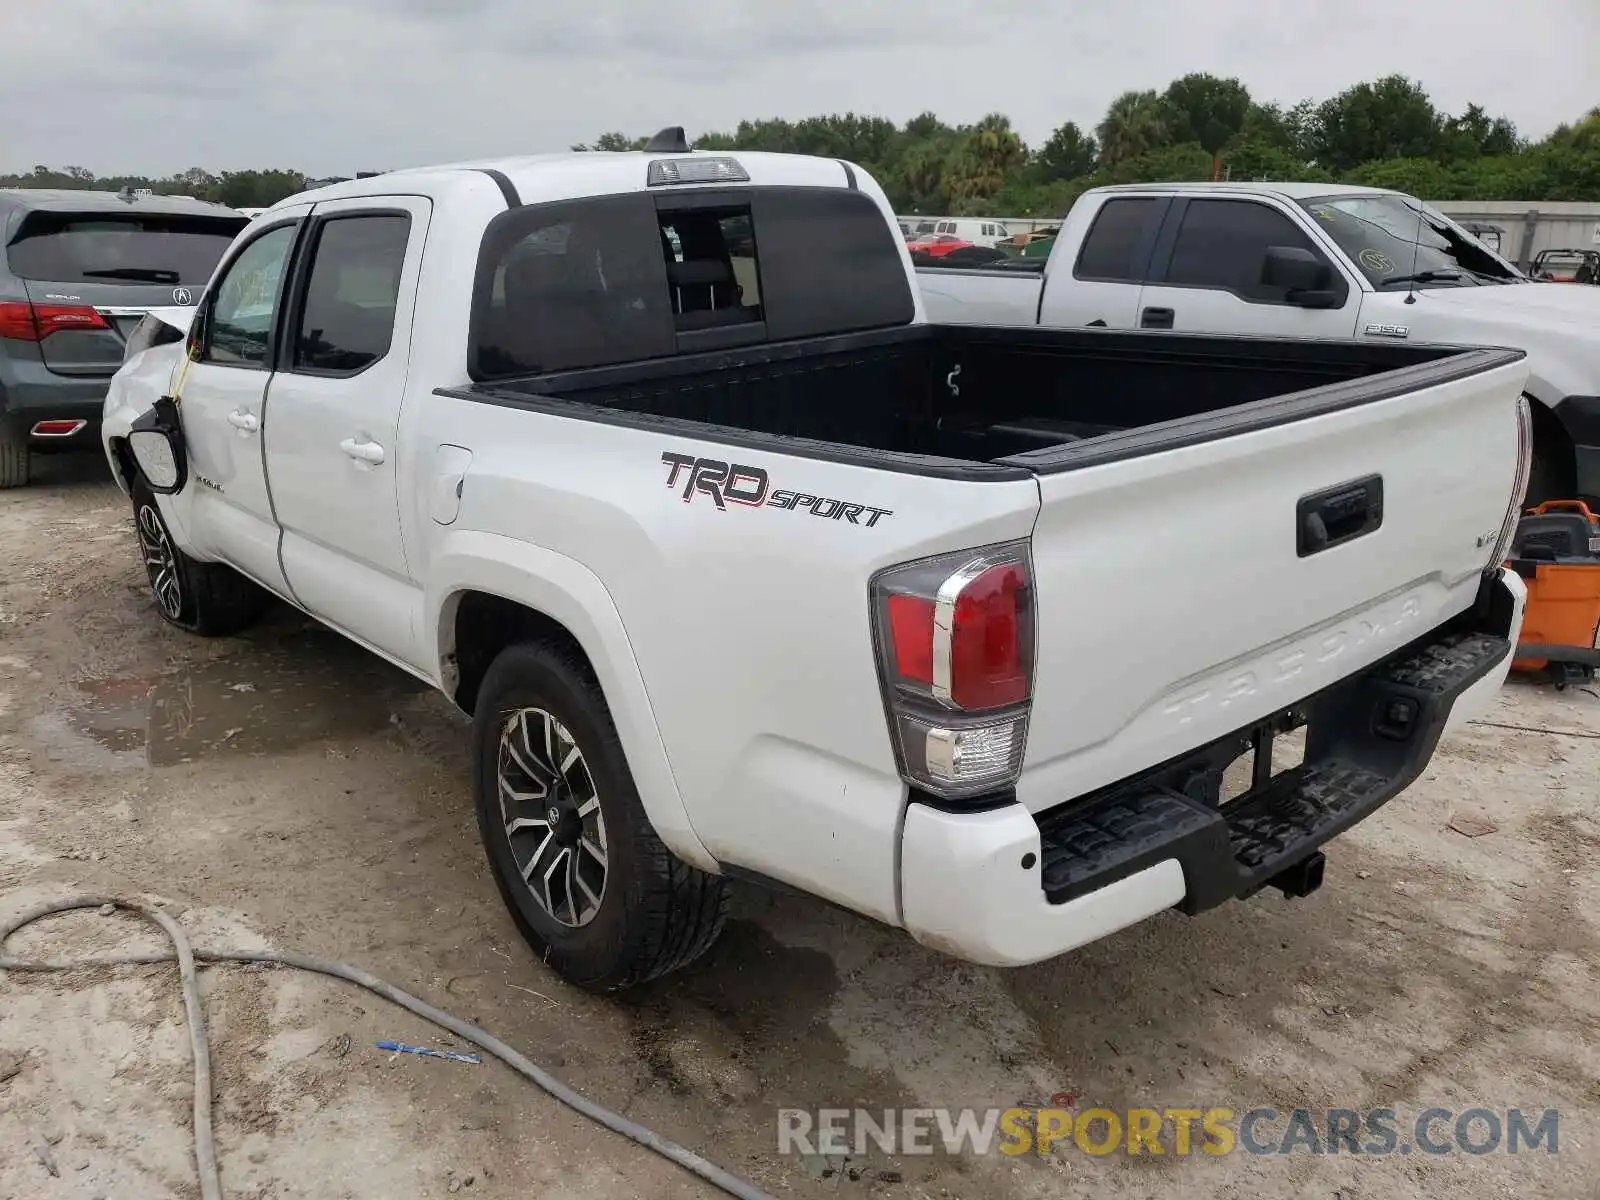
[{"x1": 0, "y1": 894, "x2": 778, "y2": 1200}]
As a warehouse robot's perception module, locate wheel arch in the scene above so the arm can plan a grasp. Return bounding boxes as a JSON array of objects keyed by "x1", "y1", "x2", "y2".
[
  {"x1": 427, "y1": 533, "x2": 718, "y2": 873},
  {"x1": 1525, "y1": 392, "x2": 1578, "y2": 502}
]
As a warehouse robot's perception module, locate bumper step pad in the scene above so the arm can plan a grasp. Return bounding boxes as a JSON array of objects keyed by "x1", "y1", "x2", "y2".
[{"x1": 1037, "y1": 625, "x2": 1511, "y2": 912}]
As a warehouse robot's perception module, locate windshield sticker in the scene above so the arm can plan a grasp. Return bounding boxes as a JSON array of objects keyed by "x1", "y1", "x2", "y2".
[
  {"x1": 1358, "y1": 248, "x2": 1395, "y2": 274},
  {"x1": 660, "y1": 451, "x2": 893, "y2": 527}
]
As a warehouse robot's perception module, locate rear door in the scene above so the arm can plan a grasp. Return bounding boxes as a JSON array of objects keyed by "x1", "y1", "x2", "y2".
[
  {"x1": 1017, "y1": 352, "x2": 1529, "y2": 814},
  {"x1": 263, "y1": 196, "x2": 430, "y2": 668},
  {"x1": 5, "y1": 207, "x2": 244, "y2": 376},
  {"x1": 1136, "y1": 196, "x2": 1361, "y2": 337},
  {"x1": 1038, "y1": 195, "x2": 1167, "y2": 329}
]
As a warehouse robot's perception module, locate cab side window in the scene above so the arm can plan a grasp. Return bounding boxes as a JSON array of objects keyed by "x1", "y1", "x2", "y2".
[
  {"x1": 202, "y1": 224, "x2": 297, "y2": 367},
  {"x1": 1162, "y1": 199, "x2": 1338, "y2": 304},
  {"x1": 290, "y1": 214, "x2": 411, "y2": 375}
]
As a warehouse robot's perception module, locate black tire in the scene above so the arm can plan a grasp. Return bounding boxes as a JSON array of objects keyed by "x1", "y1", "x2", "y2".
[
  {"x1": 130, "y1": 481, "x2": 267, "y2": 636},
  {"x1": 1524, "y1": 447, "x2": 1571, "y2": 509},
  {"x1": 0, "y1": 423, "x2": 28, "y2": 489},
  {"x1": 473, "y1": 641, "x2": 728, "y2": 992}
]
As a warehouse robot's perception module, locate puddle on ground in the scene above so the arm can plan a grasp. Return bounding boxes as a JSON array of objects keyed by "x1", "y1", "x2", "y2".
[{"x1": 29, "y1": 628, "x2": 432, "y2": 770}]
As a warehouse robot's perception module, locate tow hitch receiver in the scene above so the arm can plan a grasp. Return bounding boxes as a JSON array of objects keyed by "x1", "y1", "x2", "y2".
[{"x1": 1269, "y1": 850, "x2": 1326, "y2": 898}]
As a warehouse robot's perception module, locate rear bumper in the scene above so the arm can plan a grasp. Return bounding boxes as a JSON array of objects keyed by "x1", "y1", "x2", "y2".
[
  {"x1": 899, "y1": 568, "x2": 1525, "y2": 968},
  {"x1": 0, "y1": 361, "x2": 108, "y2": 448}
]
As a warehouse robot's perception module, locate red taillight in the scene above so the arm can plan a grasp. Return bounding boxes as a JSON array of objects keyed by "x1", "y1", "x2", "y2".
[
  {"x1": 0, "y1": 302, "x2": 108, "y2": 342},
  {"x1": 887, "y1": 594, "x2": 935, "y2": 685},
  {"x1": 872, "y1": 543, "x2": 1035, "y2": 801},
  {"x1": 949, "y1": 562, "x2": 1029, "y2": 708},
  {"x1": 0, "y1": 302, "x2": 36, "y2": 340}
]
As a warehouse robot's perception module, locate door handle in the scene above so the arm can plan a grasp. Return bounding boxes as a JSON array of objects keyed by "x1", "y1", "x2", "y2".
[
  {"x1": 339, "y1": 437, "x2": 386, "y2": 466},
  {"x1": 1297, "y1": 474, "x2": 1384, "y2": 557},
  {"x1": 226, "y1": 409, "x2": 259, "y2": 433},
  {"x1": 1140, "y1": 306, "x2": 1175, "y2": 330}
]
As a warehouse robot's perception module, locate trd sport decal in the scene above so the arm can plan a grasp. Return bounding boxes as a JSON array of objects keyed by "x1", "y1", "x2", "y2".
[{"x1": 660, "y1": 452, "x2": 893, "y2": 527}]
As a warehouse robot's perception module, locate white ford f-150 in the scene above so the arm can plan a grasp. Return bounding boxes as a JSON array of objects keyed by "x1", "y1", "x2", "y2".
[
  {"x1": 918, "y1": 182, "x2": 1600, "y2": 507},
  {"x1": 103, "y1": 133, "x2": 1531, "y2": 992}
]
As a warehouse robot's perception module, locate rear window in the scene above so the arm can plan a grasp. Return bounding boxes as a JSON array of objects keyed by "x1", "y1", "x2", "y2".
[
  {"x1": 470, "y1": 186, "x2": 914, "y2": 380},
  {"x1": 5, "y1": 211, "x2": 245, "y2": 285},
  {"x1": 1074, "y1": 197, "x2": 1166, "y2": 283}
]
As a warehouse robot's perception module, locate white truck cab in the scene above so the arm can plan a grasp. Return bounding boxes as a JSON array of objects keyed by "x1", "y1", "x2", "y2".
[{"x1": 919, "y1": 182, "x2": 1600, "y2": 505}]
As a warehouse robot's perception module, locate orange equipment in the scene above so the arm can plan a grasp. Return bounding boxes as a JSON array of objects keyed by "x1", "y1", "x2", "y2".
[{"x1": 1507, "y1": 501, "x2": 1600, "y2": 688}]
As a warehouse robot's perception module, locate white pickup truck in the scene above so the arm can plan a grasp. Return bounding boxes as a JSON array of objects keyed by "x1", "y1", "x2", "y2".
[
  {"x1": 919, "y1": 182, "x2": 1600, "y2": 507},
  {"x1": 103, "y1": 136, "x2": 1531, "y2": 992}
]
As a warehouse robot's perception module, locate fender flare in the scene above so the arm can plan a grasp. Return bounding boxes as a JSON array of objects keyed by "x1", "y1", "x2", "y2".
[{"x1": 425, "y1": 530, "x2": 718, "y2": 873}]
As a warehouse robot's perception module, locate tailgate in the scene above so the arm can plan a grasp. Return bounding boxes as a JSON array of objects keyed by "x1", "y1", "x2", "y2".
[{"x1": 1016, "y1": 351, "x2": 1529, "y2": 812}]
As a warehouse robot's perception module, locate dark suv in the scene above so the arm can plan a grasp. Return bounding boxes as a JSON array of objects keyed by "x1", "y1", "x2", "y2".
[{"x1": 0, "y1": 189, "x2": 248, "y2": 487}]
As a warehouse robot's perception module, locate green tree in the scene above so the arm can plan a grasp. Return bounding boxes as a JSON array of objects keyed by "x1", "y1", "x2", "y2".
[
  {"x1": 1312, "y1": 75, "x2": 1443, "y2": 172},
  {"x1": 945, "y1": 114, "x2": 1028, "y2": 210},
  {"x1": 1097, "y1": 90, "x2": 1169, "y2": 166},
  {"x1": 1220, "y1": 138, "x2": 1334, "y2": 183},
  {"x1": 1161, "y1": 73, "x2": 1252, "y2": 177},
  {"x1": 1033, "y1": 121, "x2": 1097, "y2": 182},
  {"x1": 1439, "y1": 104, "x2": 1522, "y2": 162}
]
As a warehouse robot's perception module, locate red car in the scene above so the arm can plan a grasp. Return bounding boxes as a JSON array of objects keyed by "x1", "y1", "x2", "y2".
[{"x1": 906, "y1": 233, "x2": 975, "y2": 259}]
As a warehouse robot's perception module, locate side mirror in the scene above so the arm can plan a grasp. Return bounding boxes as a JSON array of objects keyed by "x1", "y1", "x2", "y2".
[
  {"x1": 1262, "y1": 246, "x2": 1341, "y2": 308},
  {"x1": 128, "y1": 395, "x2": 188, "y2": 494}
]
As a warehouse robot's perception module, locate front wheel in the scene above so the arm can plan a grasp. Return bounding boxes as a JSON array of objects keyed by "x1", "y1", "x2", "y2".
[
  {"x1": 473, "y1": 641, "x2": 728, "y2": 992},
  {"x1": 130, "y1": 481, "x2": 266, "y2": 636}
]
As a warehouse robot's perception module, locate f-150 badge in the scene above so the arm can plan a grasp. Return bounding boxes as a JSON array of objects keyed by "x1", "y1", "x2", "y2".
[{"x1": 1363, "y1": 323, "x2": 1409, "y2": 339}]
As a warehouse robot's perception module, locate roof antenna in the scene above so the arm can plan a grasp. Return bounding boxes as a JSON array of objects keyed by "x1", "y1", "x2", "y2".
[
  {"x1": 643, "y1": 126, "x2": 690, "y2": 153},
  {"x1": 1403, "y1": 196, "x2": 1425, "y2": 305}
]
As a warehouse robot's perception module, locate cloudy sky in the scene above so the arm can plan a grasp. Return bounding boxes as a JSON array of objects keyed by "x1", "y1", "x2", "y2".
[{"x1": 2, "y1": 0, "x2": 1595, "y2": 177}]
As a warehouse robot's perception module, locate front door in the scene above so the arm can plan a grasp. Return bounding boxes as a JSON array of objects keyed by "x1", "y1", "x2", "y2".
[
  {"x1": 181, "y1": 207, "x2": 310, "y2": 593},
  {"x1": 1135, "y1": 197, "x2": 1361, "y2": 338},
  {"x1": 263, "y1": 196, "x2": 431, "y2": 668}
]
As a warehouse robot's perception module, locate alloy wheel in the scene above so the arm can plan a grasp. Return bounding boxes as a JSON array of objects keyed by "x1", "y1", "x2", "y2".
[
  {"x1": 497, "y1": 706, "x2": 609, "y2": 928},
  {"x1": 136, "y1": 504, "x2": 184, "y2": 621}
]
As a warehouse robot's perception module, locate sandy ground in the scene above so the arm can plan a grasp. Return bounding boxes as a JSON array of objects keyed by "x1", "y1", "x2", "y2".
[{"x1": 1, "y1": 453, "x2": 1596, "y2": 1200}]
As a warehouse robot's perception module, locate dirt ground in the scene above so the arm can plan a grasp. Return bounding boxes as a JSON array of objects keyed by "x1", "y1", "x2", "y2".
[{"x1": 1, "y1": 454, "x2": 1596, "y2": 1200}]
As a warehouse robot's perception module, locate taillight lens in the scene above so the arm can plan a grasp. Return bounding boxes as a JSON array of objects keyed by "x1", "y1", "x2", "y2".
[
  {"x1": 0, "y1": 302, "x2": 37, "y2": 340},
  {"x1": 872, "y1": 542, "x2": 1035, "y2": 800},
  {"x1": 0, "y1": 301, "x2": 109, "y2": 342},
  {"x1": 1487, "y1": 395, "x2": 1534, "y2": 568}
]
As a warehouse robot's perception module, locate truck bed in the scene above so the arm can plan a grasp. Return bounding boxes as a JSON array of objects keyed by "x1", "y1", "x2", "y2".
[{"x1": 448, "y1": 324, "x2": 1517, "y2": 479}]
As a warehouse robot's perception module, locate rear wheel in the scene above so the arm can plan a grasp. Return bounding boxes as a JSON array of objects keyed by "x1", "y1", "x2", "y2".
[
  {"x1": 131, "y1": 481, "x2": 266, "y2": 635},
  {"x1": 0, "y1": 424, "x2": 28, "y2": 489},
  {"x1": 473, "y1": 641, "x2": 728, "y2": 992}
]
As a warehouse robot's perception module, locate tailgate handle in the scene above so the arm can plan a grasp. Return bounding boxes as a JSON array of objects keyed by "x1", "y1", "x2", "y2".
[
  {"x1": 1297, "y1": 474, "x2": 1383, "y2": 557},
  {"x1": 1140, "y1": 306, "x2": 1175, "y2": 330}
]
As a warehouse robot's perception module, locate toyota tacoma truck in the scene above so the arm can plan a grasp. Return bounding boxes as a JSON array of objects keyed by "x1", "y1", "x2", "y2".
[
  {"x1": 102, "y1": 134, "x2": 1531, "y2": 992},
  {"x1": 918, "y1": 182, "x2": 1600, "y2": 506}
]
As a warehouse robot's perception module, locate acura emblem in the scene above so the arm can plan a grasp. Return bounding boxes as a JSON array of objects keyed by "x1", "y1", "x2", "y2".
[{"x1": 172, "y1": 287, "x2": 194, "y2": 305}]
